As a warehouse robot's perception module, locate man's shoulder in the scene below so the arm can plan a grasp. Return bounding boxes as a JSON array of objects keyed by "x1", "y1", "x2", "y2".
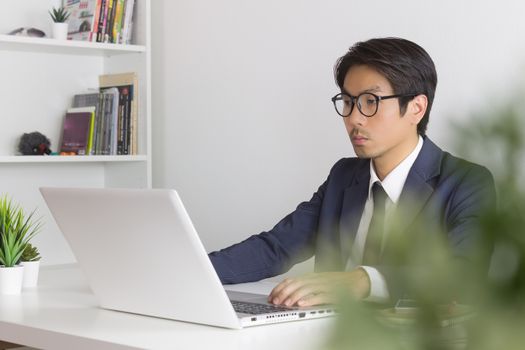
[
  {"x1": 417, "y1": 137, "x2": 494, "y2": 183},
  {"x1": 439, "y1": 150, "x2": 493, "y2": 181},
  {"x1": 329, "y1": 156, "x2": 369, "y2": 175},
  {"x1": 321, "y1": 157, "x2": 370, "y2": 189}
]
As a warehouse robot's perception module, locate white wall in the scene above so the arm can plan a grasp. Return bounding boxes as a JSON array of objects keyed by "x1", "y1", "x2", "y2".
[{"x1": 151, "y1": 0, "x2": 525, "y2": 272}]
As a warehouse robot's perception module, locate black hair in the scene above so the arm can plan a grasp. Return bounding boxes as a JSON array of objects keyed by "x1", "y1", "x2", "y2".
[{"x1": 334, "y1": 37, "x2": 437, "y2": 136}]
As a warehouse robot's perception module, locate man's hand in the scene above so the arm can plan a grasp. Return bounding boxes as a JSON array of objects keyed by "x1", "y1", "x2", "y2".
[{"x1": 268, "y1": 268, "x2": 371, "y2": 307}]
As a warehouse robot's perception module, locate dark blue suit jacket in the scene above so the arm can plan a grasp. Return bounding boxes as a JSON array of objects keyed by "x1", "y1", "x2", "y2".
[{"x1": 209, "y1": 138, "x2": 496, "y2": 301}]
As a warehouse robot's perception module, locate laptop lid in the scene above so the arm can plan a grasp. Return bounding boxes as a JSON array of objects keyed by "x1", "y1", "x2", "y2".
[{"x1": 40, "y1": 187, "x2": 242, "y2": 329}]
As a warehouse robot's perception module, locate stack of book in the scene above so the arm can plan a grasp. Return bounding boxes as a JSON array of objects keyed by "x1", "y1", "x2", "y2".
[
  {"x1": 65, "y1": 0, "x2": 135, "y2": 44},
  {"x1": 60, "y1": 72, "x2": 138, "y2": 155}
]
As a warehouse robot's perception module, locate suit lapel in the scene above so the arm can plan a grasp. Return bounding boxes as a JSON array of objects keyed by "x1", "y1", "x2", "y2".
[
  {"x1": 339, "y1": 161, "x2": 370, "y2": 264},
  {"x1": 335, "y1": 137, "x2": 444, "y2": 266},
  {"x1": 390, "y1": 138, "x2": 443, "y2": 239}
]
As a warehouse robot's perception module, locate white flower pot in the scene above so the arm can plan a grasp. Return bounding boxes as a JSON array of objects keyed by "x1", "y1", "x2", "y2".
[
  {"x1": 0, "y1": 265, "x2": 24, "y2": 295},
  {"x1": 21, "y1": 260, "x2": 40, "y2": 288},
  {"x1": 52, "y1": 22, "x2": 68, "y2": 40}
]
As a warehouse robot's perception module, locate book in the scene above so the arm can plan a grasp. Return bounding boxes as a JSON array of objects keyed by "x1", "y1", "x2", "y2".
[
  {"x1": 104, "y1": 0, "x2": 115, "y2": 43},
  {"x1": 101, "y1": 88, "x2": 120, "y2": 155},
  {"x1": 120, "y1": 0, "x2": 135, "y2": 44},
  {"x1": 97, "y1": 0, "x2": 109, "y2": 42},
  {"x1": 65, "y1": 0, "x2": 100, "y2": 42},
  {"x1": 99, "y1": 72, "x2": 138, "y2": 155},
  {"x1": 112, "y1": 0, "x2": 125, "y2": 44},
  {"x1": 72, "y1": 92, "x2": 101, "y2": 155},
  {"x1": 60, "y1": 107, "x2": 96, "y2": 155}
]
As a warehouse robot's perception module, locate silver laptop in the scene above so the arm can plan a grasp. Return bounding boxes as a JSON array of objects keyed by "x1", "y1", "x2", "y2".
[{"x1": 40, "y1": 187, "x2": 335, "y2": 329}]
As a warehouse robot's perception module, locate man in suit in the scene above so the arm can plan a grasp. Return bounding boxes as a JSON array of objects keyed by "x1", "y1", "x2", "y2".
[{"x1": 208, "y1": 37, "x2": 496, "y2": 306}]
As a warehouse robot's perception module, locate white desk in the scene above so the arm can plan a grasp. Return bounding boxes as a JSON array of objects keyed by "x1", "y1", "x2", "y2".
[{"x1": 0, "y1": 265, "x2": 334, "y2": 350}]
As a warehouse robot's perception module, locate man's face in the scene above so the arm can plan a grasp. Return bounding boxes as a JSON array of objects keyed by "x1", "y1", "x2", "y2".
[{"x1": 342, "y1": 65, "x2": 420, "y2": 167}]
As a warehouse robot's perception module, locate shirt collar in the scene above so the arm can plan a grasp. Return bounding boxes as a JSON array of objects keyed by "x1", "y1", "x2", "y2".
[{"x1": 368, "y1": 136, "x2": 424, "y2": 204}]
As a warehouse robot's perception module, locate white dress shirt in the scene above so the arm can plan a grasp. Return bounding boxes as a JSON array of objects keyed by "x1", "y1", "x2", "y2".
[{"x1": 346, "y1": 136, "x2": 424, "y2": 302}]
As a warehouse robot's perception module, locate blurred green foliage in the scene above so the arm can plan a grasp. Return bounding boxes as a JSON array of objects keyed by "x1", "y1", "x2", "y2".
[{"x1": 327, "y1": 98, "x2": 525, "y2": 350}]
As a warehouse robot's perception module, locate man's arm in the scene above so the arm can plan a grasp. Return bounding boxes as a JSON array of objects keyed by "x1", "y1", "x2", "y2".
[
  {"x1": 268, "y1": 163, "x2": 496, "y2": 306},
  {"x1": 208, "y1": 181, "x2": 327, "y2": 284}
]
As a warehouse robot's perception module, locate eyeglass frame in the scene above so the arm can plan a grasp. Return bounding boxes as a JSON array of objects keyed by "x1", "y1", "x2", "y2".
[{"x1": 330, "y1": 92, "x2": 420, "y2": 118}]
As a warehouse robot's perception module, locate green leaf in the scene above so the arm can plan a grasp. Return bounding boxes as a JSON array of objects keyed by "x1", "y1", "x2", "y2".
[{"x1": 0, "y1": 195, "x2": 42, "y2": 267}]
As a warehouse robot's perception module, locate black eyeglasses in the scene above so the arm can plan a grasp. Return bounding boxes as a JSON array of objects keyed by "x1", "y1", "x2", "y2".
[{"x1": 331, "y1": 92, "x2": 418, "y2": 118}]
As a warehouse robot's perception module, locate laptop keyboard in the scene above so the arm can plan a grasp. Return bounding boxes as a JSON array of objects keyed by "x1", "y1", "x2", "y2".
[{"x1": 231, "y1": 300, "x2": 293, "y2": 315}]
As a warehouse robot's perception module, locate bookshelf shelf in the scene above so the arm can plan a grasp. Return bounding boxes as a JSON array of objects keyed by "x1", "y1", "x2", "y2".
[
  {"x1": 0, "y1": 34, "x2": 146, "y2": 57},
  {"x1": 0, "y1": 0, "x2": 152, "y2": 265},
  {"x1": 0, "y1": 155, "x2": 148, "y2": 163}
]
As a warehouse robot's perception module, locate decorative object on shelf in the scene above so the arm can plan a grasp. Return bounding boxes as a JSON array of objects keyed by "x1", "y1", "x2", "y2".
[
  {"x1": 6, "y1": 27, "x2": 46, "y2": 38},
  {"x1": 18, "y1": 132, "x2": 52, "y2": 155},
  {"x1": 20, "y1": 243, "x2": 41, "y2": 288},
  {"x1": 49, "y1": 6, "x2": 71, "y2": 40},
  {"x1": 0, "y1": 196, "x2": 42, "y2": 295}
]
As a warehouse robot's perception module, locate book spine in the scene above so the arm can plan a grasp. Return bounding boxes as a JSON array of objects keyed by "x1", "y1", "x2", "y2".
[
  {"x1": 106, "y1": 0, "x2": 116, "y2": 43},
  {"x1": 97, "y1": 0, "x2": 108, "y2": 42},
  {"x1": 86, "y1": 111, "x2": 95, "y2": 155},
  {"x1": 123, "y1": 86, "x2": 131, "y2": 155},
  {"x1": 94, "y1": 93, "x2": 104, "y2": 154},
  {"x1": 113, "y1": 0, "x2": 125, "y2": 44},
  {"x1": 121, "y1": 0, "x2": 135, "y2": 44},
  {"x1": 108, "y1": 93, "x2": 118, "y2": 155},
  {"x1": 131, "y1": 77, "x2": 138, "y2": 154},
  {"x1": 90, "y1": 0, "x2": 102, "y2": 42},
  {"x1": 117, "y1": 87, "x2": 125, "y2": 154},
  {"x1": 103, "y1": 92, "x2": 114, "y2": 155}
]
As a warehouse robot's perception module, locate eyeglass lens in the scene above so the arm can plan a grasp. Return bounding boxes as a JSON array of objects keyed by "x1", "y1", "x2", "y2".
[{"x1": 333, "y1": 93, "x2": 379, "y2": 117}]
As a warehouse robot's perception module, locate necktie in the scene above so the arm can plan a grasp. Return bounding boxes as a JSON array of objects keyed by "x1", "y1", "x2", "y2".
[{"x1": 362, "y1": 182, "x2": 388, "y2": 265}]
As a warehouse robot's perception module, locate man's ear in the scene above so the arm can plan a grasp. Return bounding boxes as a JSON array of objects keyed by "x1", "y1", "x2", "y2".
[{"x1": 409, "y1": 94, "x2": 428, "y2": 125}]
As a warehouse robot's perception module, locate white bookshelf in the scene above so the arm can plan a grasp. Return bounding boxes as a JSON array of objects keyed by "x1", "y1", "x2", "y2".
[
  {"x1": 0, "y1": 34, "x2": 146, "y2": 55},
  {"x1": 0, "y1": 0, "x2": 152, "y2": 264},
  {"x1": 0, "y1": 155, "x2": 148, "y2": 163}
]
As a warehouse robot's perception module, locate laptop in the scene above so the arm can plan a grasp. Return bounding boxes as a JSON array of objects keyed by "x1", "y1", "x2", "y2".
[{"x1": 40, "y1": 187, "x2": 336, "y2": 329}]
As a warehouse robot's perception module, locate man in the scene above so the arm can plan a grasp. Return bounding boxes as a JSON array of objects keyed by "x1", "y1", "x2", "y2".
[{"x1": 208, "y1": 37, "x2": 496, "y2": 307}]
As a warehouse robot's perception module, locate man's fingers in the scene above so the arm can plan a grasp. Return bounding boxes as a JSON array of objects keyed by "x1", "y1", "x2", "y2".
[
  {"x1": 270, "y1": 279, "x2": 328, "y2": 306},
  {"x1": 268, "y1": 278, "x2": 295, "y2": 303},
  {"x1": 296, "y1": 292, "x2": 333, "y2": 307},
  {"x1": 268, "y1": 270, "x2": 370, "y2": 306},
  {"x1": 269, "y1": 278, "x2": 305, "y2": 305},
  {"x1": 280, "y1": 283, "x2": 318, "y2": 307},
  {"x1": 269, "y1": 277, "x2": 315, "y2": 305}
]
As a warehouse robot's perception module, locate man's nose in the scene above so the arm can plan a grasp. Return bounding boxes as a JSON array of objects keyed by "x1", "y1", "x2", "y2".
[{"x1": 347, "y1": 105, "x2": 367, "y2": 127}]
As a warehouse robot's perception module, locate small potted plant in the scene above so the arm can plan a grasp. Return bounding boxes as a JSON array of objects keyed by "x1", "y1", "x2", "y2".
[
  {"x1": 20, "y1": 243, "x2": 41, "y2": 288},
  {"x1": 49, "y1": 6, "x2": 70, "y2": 40},
  {"x1": 0, "y1": 196, "x2": 41, "y2": 294}
]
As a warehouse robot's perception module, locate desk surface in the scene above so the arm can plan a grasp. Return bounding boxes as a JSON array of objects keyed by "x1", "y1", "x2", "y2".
[{"x1": 0, "y1": 265, "x2": 334, "y2": 350}]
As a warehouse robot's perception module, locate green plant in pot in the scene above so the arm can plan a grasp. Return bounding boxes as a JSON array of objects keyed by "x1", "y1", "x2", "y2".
[
  {"x1": 49, "y1": 6, "x2": 70, "y2": 40},
  {"x1": 0, "y1": 196, "x2": 41, "y2": 294},
  {"x1": 49, "y1": 6, "x2": 70, "y2": 23},
  {"x1": 21, "y1": 243, "x2": 41, "y2": 262},
  {"x1": 20, "y1": 243, "x2": 42, "y2": 288}
]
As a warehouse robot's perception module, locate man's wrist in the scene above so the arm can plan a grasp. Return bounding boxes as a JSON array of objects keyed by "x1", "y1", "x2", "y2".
[
  {"x1": 359, "y1": 265, "x2": 390, "y2": 302},
  {"x1": 353, "y1": 267, "x2": 372, "y2": 299}
]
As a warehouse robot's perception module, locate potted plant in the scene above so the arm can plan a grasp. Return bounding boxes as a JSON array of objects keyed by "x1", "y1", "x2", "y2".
[
  {"x1": 20, "y1": 243, "x2": 41, "y2": 288},
  {"x1": 49, "y1": 6, "x2": 70, "y2": 40},
  {"x1": 0, "y1": 196, "x2": 41, "y2": 294}
]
